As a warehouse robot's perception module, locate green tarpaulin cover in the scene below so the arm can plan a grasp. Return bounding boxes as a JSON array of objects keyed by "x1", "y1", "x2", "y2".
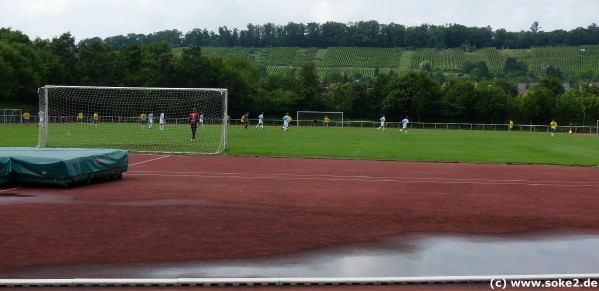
[{"x1": 0, "y1": 148, "x2": 128, "y2": 186}]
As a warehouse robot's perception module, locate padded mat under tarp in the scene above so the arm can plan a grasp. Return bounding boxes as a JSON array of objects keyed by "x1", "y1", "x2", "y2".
[
  {"x1": 0, "y1": 156, "x2": 11, "y2": 184},
  {"x1": 0, "y1": 147, "x2": 128, "y2": 186}
]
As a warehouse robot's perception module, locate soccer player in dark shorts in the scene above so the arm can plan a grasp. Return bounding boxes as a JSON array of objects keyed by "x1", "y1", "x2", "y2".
[
  {"x1": 189, "y1": 107, "x2": 199, "y2": 141},
  {"x1": 243, "y1": 112, "x2": 249, "y2": 129}
]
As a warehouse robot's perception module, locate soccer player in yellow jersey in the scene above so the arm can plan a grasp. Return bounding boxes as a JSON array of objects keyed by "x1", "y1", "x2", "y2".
[
  {"x1": 92, "y1": 113, "x2": 99, "y2": 127},
  {"x1": 508, "y1": 120, "x2": 514, "y2": 134},
  {"x1": 324, "y1": 116, "x2": 330, "y2": 128},
  {"x1": 140, "y1": 113, "x2": 148, "y2": 129},
  {"x1": 77, "y1": 112, "x2": 84, "y2": 124},
  {"x1": 23, "y1": 111, "x2": 30, "y2": 126},
  {"x1": 550, "y1": 119, "x2": 557, "y2": 138}
]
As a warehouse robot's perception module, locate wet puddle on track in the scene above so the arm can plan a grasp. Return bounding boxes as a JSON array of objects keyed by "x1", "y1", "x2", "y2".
[{"x1": 7, "y1": 234, "x2": 599, "y2": 278}]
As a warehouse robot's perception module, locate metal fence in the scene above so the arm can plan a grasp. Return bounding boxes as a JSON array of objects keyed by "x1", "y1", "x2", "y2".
[
  {"x1": 0, "y1": 109, "x2": 22, "y2": 124},
  {"x1": 230, "y1": 119, "x2": 599, "y2": 135},
  {"x1": 9, "y1": 114, "x2": 596, "y2": 135}
]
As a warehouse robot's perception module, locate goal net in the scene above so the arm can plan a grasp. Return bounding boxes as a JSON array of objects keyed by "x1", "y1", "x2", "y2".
[
  {"x1": 38, "y1": 86, "x2": 228, "y2": 154},
  {"x1": 296, "y1": 111, "x2": 344, "y2": 127}
]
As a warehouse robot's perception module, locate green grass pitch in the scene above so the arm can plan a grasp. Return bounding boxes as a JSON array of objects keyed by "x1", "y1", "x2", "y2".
[{"x1": 2, "y1": 123, "x2": 599, "y2": 166}]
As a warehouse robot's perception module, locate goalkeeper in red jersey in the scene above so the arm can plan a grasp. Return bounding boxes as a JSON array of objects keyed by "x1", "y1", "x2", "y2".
[{"x1": 189, "y1": 107, "x2": 199, "y2": 141}]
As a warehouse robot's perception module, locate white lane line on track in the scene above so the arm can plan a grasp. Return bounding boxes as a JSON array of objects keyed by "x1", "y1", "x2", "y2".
[
  {"x1": 0, "y1": 187, "x2": 21, "y2": 193},
  {"x1": 125, "y1": 171, "x2": 599, "y2": 187},
  {"x1": 129, "y1": 155, "x2": 171, "y2": 166}
]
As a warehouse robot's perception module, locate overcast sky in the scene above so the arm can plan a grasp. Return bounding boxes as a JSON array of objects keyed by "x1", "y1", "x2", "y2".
[{"x1": 1, "y1": 0, "x2": 597, "y2": 41}]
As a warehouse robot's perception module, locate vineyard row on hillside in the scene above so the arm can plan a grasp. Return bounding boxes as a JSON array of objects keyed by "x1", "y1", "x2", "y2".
[{"x1": 196, "y1": 46, "x2": 599, "y2": 79}]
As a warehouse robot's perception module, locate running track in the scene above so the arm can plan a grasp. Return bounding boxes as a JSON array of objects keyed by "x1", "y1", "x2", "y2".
[{"x1": 1, "y1": 155, "x2": 598, "y2": 278}]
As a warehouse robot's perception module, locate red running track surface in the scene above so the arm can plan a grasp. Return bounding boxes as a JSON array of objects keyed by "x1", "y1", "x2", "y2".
[{"x1": 1, "y1": 155, "x2": 598, "y2": 276}]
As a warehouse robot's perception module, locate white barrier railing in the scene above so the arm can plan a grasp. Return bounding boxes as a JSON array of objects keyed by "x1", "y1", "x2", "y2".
[
  {"x1": 229, "y1": 119, "x2": 598, "y2": 134},
  {"x1": 10, "y1": 115, "x2": 597, "y2": 135},
  {"x1": 1, "y1": 274, "x2": 598, "y2": 287}
]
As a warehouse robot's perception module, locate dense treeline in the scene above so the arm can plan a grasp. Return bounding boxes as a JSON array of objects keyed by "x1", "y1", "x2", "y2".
[
  {"x1": 2, "y1": 27, "x2": 599, "y2": 126},
  {"x1": 89, "y1": 21, "x2": 599, "y2": 50}
]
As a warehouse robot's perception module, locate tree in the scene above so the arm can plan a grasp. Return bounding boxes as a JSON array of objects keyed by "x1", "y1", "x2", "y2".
[
  {"x1": 282, "y1": 22, "x2": 306, "y2": 46},
  {"x1": 184, "y1": 28, "x2": 210, "y2": 46},
  {"x1": 0, "y1": 41, "x2": 43, "y2": 103},
  {"x1": 139, "y1": 41, "x2": 175, "y2": 86},
  {"x1": 545, "y1": 65, "x2": 563, "y2": 79},
  {"x1": 518, "y1": 86, "x2": 556, "y2": 123},
  {"x1": 0, "y1": 46, "x2": 16, "y2": 101},
  {"x1": 261, "y1": 23, "x2": 279, "y2": 46},
  {"x1": 328, "y1": 82, "x2": 369, "y2": 117},
  {"x1": 364, "y1": 73, "x2": 392, "y2": 118},
  {"x1": 210, "y1": 55, "x2": 260, "y2": 116},
  {"x1": 321, "y1": 21, "x2": 348, "y2": 46},
  {"x1": 0, "y1": 28, "x2": 31, "y2": 44},
  {"x1": 239, "y1": 24, "x2": 261, "y2": 47},
  {"x1": 475, "y1": 84, "x2": 510, "y2": 123},
  {"x1": 255, "y1": 69, "x2": 301, "y2": 115},
  {"x1": 116, "y1": 44, "x2": 143, "y2": 86},
  {"x1": 49, "y1": 32, "x2": 78, "y2": 84},
  {"x1": 503, "y1": 57, "x2": 526, "y2": 74},
  {"x1": 380, "y1": 23, "x2": 405, "y2": 47},
  {"x1": 296, "y1": 62, "x2": 323, "y2": 109},
  {"x1": 530, "y1": 22, "x2": 542, "y2": 34},
  {"x1": 557, "y1": 89, "x2": 582, "y2": 124},
  {"x1": 538, "y1": 77, "x2": 565, "y2": 96},
  {"x1": 404, "y1": 24, "x2": 430, "y2": 48},
  {"x1": 441, "y1": 78, "x2": 477, "y2": 122},
  {"x1": 350, "y1": 20, "x2": 381, "y2": 47},
  {"x1": 146, "y1": 29, "x2": 183, "y2": 47},
  {"x1": 173, "y1": 46, "x2": 210, "y2": 87},
  {"x1": 383, "y1": 71, "x2": 441, "y2": 121},
  {"x1": 77, "y1": 41, "x2": 116, "y2": 85}
]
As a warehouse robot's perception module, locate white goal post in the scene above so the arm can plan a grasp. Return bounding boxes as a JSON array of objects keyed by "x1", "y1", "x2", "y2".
[
  {"x1": 296, "y1": 111, "x2": 344, "y2": 127},
  {"x1": 38, "y1": 85, "x2": 228, "y2": 154}
]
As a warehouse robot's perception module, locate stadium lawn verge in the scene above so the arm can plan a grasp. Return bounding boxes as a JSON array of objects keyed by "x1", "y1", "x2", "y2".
[{"x1": 2, "y1": 124, "x2": 599, "y2": 166}]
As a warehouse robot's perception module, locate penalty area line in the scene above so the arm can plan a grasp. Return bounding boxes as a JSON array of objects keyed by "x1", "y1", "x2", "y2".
[{"x1": 129, "y1": 155, "x2": 171, "y2": 166}]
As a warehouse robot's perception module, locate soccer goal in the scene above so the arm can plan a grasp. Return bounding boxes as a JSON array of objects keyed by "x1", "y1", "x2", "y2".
[
  {"x1": 296, "y1": 111, "x2": 344, "y2": 127},
  {"x1": 38, "y1": 85, "x2": 228, "y2": 154}
]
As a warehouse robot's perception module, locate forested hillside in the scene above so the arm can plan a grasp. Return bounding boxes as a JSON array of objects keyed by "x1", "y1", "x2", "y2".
[
  {"x1": 2, "y1": 25, "x2": 599, "y2": 126},
  {"x1": 96, "y1": 21, "x2": 599, "y2": 50}
]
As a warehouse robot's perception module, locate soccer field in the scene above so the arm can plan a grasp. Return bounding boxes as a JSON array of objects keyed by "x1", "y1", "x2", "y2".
[
  {"x1": 2, "y1": 124, "x2": 599, "y2": 166},
  {"x1": 44, "y1": 122, "x2": 224, "y2": 153}
]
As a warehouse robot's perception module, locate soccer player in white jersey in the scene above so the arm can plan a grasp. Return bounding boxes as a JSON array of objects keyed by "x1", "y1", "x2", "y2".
[
  {"x1": 38, "y1": 110, "x2": 45, "y2": 127},
  {"x1": 256, "y1": 112, "x2": 264, "y2": 129},
  {"x1": 282, "y1": 113, "x2": 290, "y2": 132},
  {"x1": 159, "y1": 113, "x2": 165, "y2": 130},
  {"x1": 377, "y1": 115, "x2": 386, "y2": 132},
  {"x1": 199, "y1": 112, "x2": 204, "y2": 127},
  {"x1": 399, "y1": 116, "x2": 409, "y2": 134},
  {"x1": 148, "y1": 113, "x2": 154, "y2": 129}
]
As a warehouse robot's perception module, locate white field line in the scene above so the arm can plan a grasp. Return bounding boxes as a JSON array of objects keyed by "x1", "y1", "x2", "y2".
[
  {"x1": 129, "y1": 155, "x2": 171, "y2": 166},
  {"x1": 0, "y1": 187, "x2": 21, "y2": 193},
  {"x1": 126, "y1": 171, "x2": 599, "y2": 188}
]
